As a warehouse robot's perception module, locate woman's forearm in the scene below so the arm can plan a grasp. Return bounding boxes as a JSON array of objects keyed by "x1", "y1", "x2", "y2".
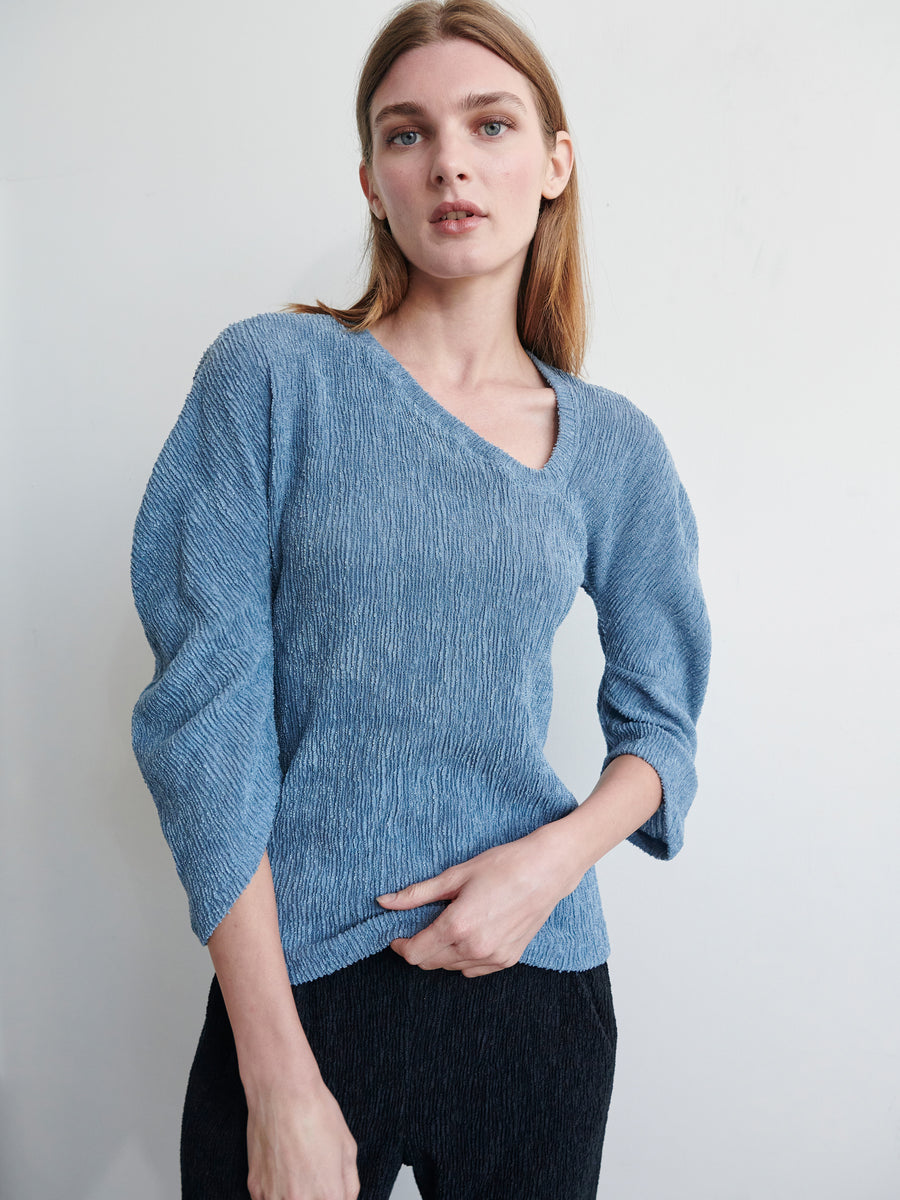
[
  {"x1": 207, "y1": 850, "x2": 322, "y2": 1100},
  {"x1": 546, "y1": 753, "x2": 663, "y2": 875}
]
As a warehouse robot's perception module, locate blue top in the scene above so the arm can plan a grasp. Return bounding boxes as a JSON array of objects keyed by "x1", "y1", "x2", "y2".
[{"x1": 130, "y1": 311, "x2": 712, "y2": 984}]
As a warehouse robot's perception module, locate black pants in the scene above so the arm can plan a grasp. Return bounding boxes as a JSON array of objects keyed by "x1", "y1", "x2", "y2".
[{"x1": 181, "y1": 945, "x2": 617, "y2": 1199}]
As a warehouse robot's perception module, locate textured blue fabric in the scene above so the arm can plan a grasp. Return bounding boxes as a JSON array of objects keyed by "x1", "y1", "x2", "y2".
[{"x1": 130, "y1": 311, "x2": 711, "y2": 983}]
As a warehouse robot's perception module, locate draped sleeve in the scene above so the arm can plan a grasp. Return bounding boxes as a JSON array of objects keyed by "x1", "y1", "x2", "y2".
[
  {"x1": 129, "y1": 320, "x2": 284, "y2": 943},
  {"x1": 582, "y1": 408, "x2": 712, "y2": 860}
]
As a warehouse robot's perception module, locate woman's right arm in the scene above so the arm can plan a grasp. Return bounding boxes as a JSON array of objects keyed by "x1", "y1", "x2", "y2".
[
  {"x1": 208, "y1": 850, "x2": 360, "y2": 1200},
  {"x1": 129, "y1": 321, "x2": 359, "y2": 1197}
]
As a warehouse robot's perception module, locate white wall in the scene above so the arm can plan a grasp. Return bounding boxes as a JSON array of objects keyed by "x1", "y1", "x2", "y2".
[{"x1": 2, "y1": 1, "x2": 898, "y2": 1197}]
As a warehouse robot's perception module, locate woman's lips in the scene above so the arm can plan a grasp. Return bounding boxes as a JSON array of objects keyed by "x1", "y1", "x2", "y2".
[
  {"x1": 431, "y1": 213, "x2": 486, "y2": 233},
  {"x1": 429, "y1": 200, "x2": 486, "y2": 222}
]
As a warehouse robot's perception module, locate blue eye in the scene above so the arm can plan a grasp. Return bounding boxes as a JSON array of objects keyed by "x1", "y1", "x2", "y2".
[
  {"x1": 481, "y1": 116, "x2": 514, "y2": 137},
  {"x1": 387, "y1": 129, "x2": 421, "y2": 147}
]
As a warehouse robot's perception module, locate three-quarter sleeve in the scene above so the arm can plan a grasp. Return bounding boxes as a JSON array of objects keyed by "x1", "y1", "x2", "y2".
[
  {"x1": 582, "y1": 408, "x2": 712, "y2": 860},
  {"x1": 130, "y1": 321, "x2": 284, "y2": 944}
]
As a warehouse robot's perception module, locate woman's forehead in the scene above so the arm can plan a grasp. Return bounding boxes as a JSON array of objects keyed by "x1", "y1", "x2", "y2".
[{"x1": 371, "y1": 38, "x2": 537, "y2": 116}]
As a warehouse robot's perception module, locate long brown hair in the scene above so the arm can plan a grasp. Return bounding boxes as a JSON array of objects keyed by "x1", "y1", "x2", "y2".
[{"x1": 282, "y1": 0, "x2": 591, "y2": 375}]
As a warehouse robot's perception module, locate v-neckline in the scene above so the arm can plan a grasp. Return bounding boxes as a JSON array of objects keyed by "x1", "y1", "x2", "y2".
[{"x1": 355, "y1": 326, "x2": 578, "y2": 487}]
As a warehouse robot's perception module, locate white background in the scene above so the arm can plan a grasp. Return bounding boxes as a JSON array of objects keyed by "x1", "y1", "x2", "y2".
[{"x1": 2, "y1": 1, "x2": 898, "y2": 1196}]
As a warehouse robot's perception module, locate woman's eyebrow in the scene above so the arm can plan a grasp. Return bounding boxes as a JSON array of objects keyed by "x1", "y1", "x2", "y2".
[{"x1": 372, "y1": 90, "x2": 528, "y2": 130}]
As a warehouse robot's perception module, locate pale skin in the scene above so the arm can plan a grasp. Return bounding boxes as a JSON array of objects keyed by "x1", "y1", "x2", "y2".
[{"x1": 206, "y1": 35, "x2": 664, "y2": 1200}]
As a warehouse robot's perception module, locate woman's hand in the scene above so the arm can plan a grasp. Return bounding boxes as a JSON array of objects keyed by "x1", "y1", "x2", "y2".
[
  {"x1": 245, "y1": 1073, "x2": 360, "y2": 1200},
  {"x1": 375, "y1": 822, "x2": 586, "y2": 976}
]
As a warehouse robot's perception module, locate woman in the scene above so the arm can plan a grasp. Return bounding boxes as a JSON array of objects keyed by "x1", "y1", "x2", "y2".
[{"x1": 130, "y1": 2, "x2": 712, "y2": 1197}]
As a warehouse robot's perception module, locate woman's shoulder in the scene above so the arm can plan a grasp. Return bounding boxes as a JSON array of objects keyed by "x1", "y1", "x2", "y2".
[
  {"x1": 210, "y1": 309, "x2": 345, "y2": 362},
  {"x1": 566, "y1": 371, "x2": 670, "y2": 467}
]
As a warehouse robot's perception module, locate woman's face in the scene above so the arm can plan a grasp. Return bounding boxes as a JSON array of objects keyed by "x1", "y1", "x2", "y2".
[{"x1": 360, "y1": 37, "x2": 572, "y2": 293}]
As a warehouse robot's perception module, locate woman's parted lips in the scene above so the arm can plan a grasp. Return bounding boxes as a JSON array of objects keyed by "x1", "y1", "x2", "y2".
[{"x1": 429, "y1": 200, "x2": 487, "y2": 223}]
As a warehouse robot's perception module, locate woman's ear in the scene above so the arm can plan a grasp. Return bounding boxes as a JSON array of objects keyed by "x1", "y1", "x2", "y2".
[
  {"x1": 541, "y1": 131, "x2": 574, "y2": 200},
  {"x1": 359, "y1": 161, "x2": 387, "y2": 220}
]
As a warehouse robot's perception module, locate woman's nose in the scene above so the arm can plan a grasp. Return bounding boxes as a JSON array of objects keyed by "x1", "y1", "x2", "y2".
[{"x1": 429, "y1": 132, "x2": 471, "y2": 186}]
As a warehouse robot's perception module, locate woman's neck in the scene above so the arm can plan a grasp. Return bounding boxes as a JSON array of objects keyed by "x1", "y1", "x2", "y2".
[{"x1": 370, "y1": 272, "x2": 536, "y2": 392}]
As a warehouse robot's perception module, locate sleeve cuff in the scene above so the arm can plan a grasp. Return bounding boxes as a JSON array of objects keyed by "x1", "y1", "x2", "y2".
[{"x1": 602, "y1": 731, "x2": 698, "y2": 861}]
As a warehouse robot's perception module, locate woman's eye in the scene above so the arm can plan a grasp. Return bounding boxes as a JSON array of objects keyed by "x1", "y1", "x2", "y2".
[
  {"x1": 387, "y1": 129, "x2": 421, "y2": 147},
  {"x1": 482, "y1": 119, "x2": 508, "y2": 137}
]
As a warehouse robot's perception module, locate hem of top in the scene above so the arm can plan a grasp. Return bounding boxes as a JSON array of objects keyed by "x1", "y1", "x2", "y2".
[{"x1": 280, "y1": 903, "x2": 611, "y2": 986}]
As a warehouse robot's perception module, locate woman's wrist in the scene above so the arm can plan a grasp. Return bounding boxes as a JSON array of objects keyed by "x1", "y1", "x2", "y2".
[
  {"x1": 237, "y1": 1025, "x2": 324, "y2": 1100},
  {"x1": 553, "y1": 754, "x2": 663, "y2": 874}
]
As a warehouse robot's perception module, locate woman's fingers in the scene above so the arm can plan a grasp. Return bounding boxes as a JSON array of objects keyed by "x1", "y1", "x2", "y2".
[{"x1": 245, "y1": 1074, "x2": 359, "y2": 1200}]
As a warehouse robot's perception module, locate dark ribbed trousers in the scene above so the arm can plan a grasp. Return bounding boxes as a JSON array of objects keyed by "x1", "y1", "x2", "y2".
[{"x1": 181, "y1": 944, "x2": 617, "y2": 1199}]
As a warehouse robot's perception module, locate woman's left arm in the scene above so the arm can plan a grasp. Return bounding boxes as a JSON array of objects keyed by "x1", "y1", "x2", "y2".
[{"x1": 575, "y1": 409, "x2": 713, "y2": 863}]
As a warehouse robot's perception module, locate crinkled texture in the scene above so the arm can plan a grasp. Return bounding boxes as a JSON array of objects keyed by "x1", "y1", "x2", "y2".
[
  {"x1": 130, "y1": 312, "x2": 712, "y2": 984},
  {"x1": 131, "y1": 322, "x2": 283, "y2": 945}
]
